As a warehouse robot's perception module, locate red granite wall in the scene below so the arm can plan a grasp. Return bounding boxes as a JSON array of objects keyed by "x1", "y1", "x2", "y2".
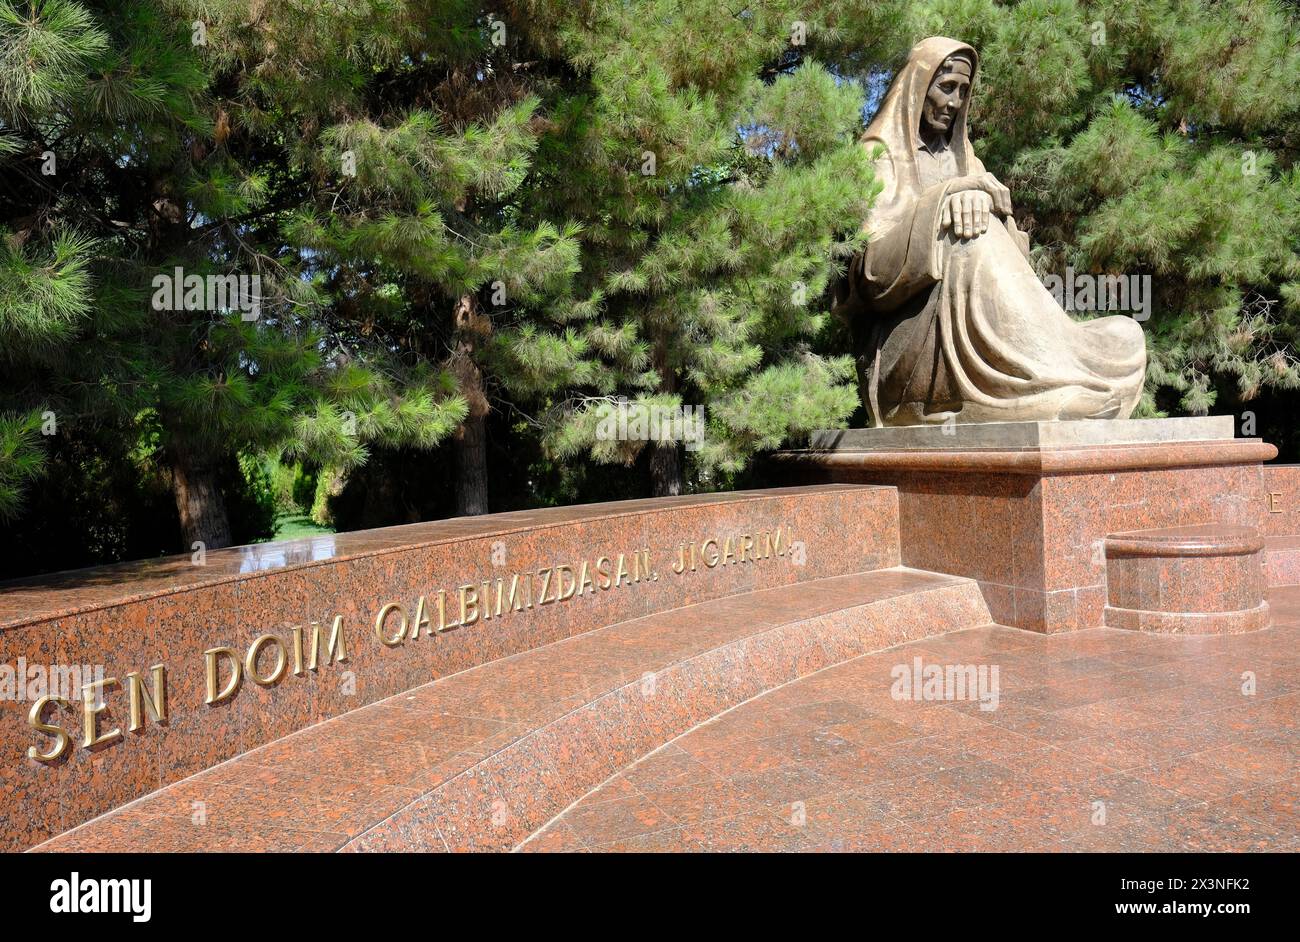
[
  {"x1": 1259, "y1": 465, "x2": 1300, "y2": 536},
  {"x1": 0, "y1": 485, "x2": 898, "y2": 851}
]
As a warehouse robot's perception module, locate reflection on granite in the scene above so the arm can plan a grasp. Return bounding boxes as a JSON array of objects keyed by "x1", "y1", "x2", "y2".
[
  {"x1": 0, "y1": 487, "x2": 876, "y2": 629},
  {"x1": 237, "y1": 537, "x2": 338, "y2": 573}
]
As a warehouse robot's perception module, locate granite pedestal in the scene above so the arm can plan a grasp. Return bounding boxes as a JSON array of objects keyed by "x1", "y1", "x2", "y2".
[{"x1": 773, "y1": 417, "x2": 1279, "y2": 633}]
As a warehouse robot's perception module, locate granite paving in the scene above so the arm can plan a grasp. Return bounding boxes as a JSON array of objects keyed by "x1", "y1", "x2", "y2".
[{"x1": 533, "y1": 585, "x2": 1300, "y2": 852}]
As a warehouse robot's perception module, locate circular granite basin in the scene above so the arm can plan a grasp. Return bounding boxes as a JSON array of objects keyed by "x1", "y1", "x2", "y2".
[{"x1": 1103, "y1": 524, "x2": 1269, "y2": 634}]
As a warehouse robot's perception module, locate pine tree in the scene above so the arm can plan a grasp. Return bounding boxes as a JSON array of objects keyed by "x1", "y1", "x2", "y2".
[
  {"x1": 488, "y1": 1, "x2": 883, "y2": 496},
  {"x1": 285, "y1": 73, "x2": 583, "y2": 516},
  {"x1": 0, "y1": 0, "x2": 467, "y2": 549}
]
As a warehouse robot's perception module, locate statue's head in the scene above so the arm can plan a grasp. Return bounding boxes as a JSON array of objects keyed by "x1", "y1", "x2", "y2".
[{"x1": 921, "y1": 53, "x2": 973, "y2": 139}]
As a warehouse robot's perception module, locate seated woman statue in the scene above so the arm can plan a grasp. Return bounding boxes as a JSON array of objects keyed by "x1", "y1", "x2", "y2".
[{"x1": 836, "y1": 36, "x2": 1147, "y2": 426}]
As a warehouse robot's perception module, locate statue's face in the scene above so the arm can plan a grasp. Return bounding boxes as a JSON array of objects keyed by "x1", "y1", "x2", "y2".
[{"x1": 922, "y1": 57, "x2": 972, "y2": 137}]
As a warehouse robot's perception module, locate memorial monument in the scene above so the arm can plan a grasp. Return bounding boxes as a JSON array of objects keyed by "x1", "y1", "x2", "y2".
[
  {"x1": 776, "y1": 37, "x2": 1284, "y2": 635},
  {"x1": 0, "y1": 37, "x2": 1293, "y2": 856},
  {"x1": 835, "y1": 37, "x2": 1147, "y2": 427}
]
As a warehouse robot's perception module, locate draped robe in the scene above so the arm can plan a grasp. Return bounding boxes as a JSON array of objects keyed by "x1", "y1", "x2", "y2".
[{"x1": 839, "y1": 37, "x2": 1147, "y2": 426}]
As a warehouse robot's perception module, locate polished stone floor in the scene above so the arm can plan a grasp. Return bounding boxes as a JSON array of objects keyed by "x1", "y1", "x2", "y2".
[{"x1": 530, "y1": 587, "x2": 1300, "y2": 852}]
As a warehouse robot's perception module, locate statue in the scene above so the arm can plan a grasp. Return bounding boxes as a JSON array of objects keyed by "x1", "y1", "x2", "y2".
[{"x1": 836, "y1": 37, "x2": 1147, "y2": 426}]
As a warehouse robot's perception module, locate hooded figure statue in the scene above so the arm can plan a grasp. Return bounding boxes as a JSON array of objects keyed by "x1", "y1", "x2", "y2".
[{"x1": 837, "y1": 37, "x2": 1147, "y2": 426}]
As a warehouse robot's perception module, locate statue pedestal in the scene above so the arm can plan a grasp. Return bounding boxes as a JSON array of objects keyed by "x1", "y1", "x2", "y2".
[{"x1": 772, "y1": 417, "x2": 1280, "y2": 632}]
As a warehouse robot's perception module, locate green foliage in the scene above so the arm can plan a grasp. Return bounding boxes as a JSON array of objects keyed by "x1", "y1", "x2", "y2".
[
  {"x1": 0, "y1": 422, "x2": 179, "y2": 578},
  {"x1": 0, "y1": 411, "x2": 47, "y2": 520},
  {"x1": 310, "y1": 467, "x2": 346, "y2": 528},
  {"x1": 0, "y1": 0, "x2": 469, "y2": 562},
  {"x1": 229, "y1": 452, "x2": 278, "y2": 541},
  {"x1": 3, "y1": 0, "x2": 1300, "y2": 576},
  {"x1": 0, "y1": 0, "x2": 107, "y2": 118},
  {"x1": 492, "y1": 8, "x2": 875, "y2": 483},
  {"x1": 0, "y1": 229, "x2": 96, "y2": 356}
]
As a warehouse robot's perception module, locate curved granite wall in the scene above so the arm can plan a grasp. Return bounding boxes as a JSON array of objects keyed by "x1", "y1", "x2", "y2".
[{"x1": 0, "y1": 485, "x2": 898, "y2": 851}]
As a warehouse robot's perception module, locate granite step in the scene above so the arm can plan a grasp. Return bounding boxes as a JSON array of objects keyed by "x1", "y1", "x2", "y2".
[{"x1": 32, "y1": 566, "x2": 991, "y2": 853}]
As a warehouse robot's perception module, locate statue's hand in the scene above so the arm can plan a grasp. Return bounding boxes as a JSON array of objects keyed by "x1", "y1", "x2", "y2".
[
  {"x1": 975, "y1": 172, "x2": 1013, "y2": 217},
  {"x1": 948, "y1": 172, "x2": 1013, "y2": 217},
  {"x1": 942, "y1": 189, "x2": 993, "y2": 239}
]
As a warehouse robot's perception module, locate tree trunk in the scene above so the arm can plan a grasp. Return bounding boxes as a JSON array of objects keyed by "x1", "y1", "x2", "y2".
[
  {"x1": 649, "y1": 332, "x2": 683, "y2": 497},
  {"x1": 649, "y1": 439, "x2": 682, "y2": 497},
  {"x1": 451, "y1": 294, "x2": 491, "y2": 516},
  {"x1": 454, "y1": 402, "x2": 489, "y2": 515},
  {"x1": 170, "y1": 446, "x2": 233, "y2": 551}
]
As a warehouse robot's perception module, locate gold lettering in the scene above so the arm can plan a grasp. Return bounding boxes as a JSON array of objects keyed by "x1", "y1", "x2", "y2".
[
  {"x1": 126, "y1": 664, "x2": 167, "y2": 732},
  {"x1": 701, "y1": 539, "x2": 720, "y2": 568},
  {"x1": 673, "y1": 543, "x2": 687, "y2": 575},
  {"x1": 290, "y1": 625, "x2": 305, "y2": 675},
  {"x1": 27, "y1": 695, "x2": 71, "y2": 762},
  {"x1": 769, "y1": 527, "x2": 786, "y2": 557},
  {"x1": 556, "y1": 564, "x2": 576, "y2": 601},
  {"x1": 459, "y1": 584, "x2": 480, "y2": 626},
  {"x1": 739, "y1": 534, "x2": 754, "y2": 562},
  {"x1": 307, "y1": 616, "x2": 349, "y2": 669},
  {"x1": 596, "y1": 556, "x2": 612, "y2": 589},
  {"x1": 492, "y1": 578, "x2": 505, "y2": 617},
  {"x1": 374, "y1": 602, "x2": 408, "y2": 647},
  {"x1": 504, "y1": 573, "x2": 531, "y2": 612},
  {"x1": 204, "y1": 647, "x2": 241, "y2": 704},
  {"x1": 615, "y1": 553, "x2": 631, "y2": 586},
  {"x1": 721, "y1": 536, "x2": 736, "y2": 566},
  {"x1": 411, "y1": 595, "x2": 432, "y2": 639},
  {"x1": 436, "y1": 588, "x2": 459, "y2": 632},
  {"x1": 245, "y1": 634, "x2": 288, "y2": 686},
  {"x1": 81, "y1": 677, "x2": 121, "y2": 749},
  {"x1": 537, "y1": 568, "x2": 555, "y2": 604},
  {"x1": 577, "y1": 561, "x2": 595, "y2": 595}
]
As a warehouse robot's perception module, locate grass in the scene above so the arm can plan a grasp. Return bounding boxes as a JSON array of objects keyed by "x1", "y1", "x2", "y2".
[{"x1": 264, "y1": 511, "x2": 335, "y2": 542}]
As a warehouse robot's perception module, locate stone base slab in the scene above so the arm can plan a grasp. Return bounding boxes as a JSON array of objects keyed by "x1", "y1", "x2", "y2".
[{"x1": 812, "y1": 415, "x2": 1235, "y2": 451}]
